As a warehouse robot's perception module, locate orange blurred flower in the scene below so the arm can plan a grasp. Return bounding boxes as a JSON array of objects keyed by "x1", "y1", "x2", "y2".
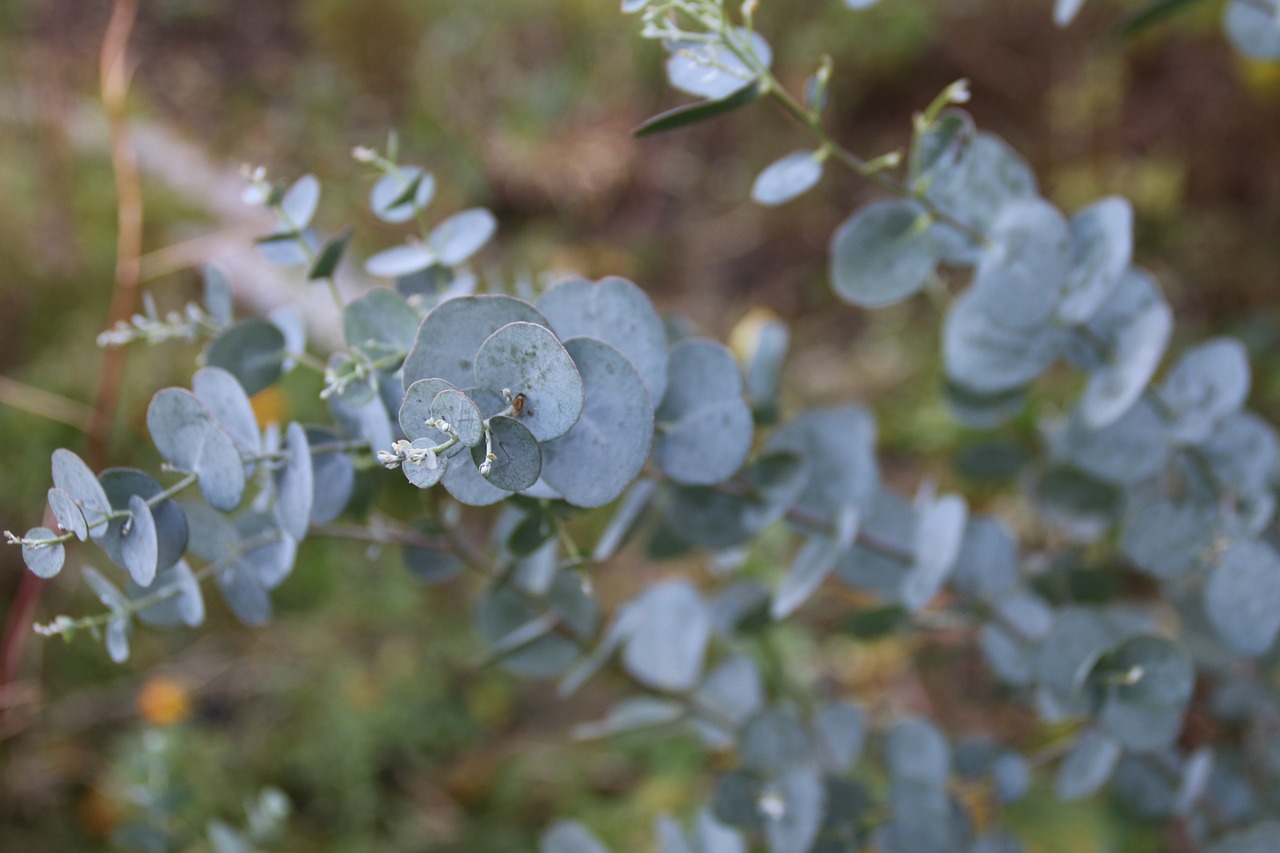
[{"x1": 136, "y1": 677, "x2": 191, "y2": 726}]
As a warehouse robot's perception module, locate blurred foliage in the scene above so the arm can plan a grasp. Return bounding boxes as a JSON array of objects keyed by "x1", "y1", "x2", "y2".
[{"x1": 1, "y1": 0, "x2": 1279, "y2": 850}]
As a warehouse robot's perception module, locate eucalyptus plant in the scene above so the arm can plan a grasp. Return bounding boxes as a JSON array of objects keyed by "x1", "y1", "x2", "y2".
[{"x1": 9, "y1": 1, "x2": 1280, "y2": 851}]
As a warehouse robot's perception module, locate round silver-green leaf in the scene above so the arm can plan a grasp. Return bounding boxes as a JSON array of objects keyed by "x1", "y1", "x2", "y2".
[
  {"x1": 47, "y1": 487, "x2": 88, "y2": 541},
  {"x1": 830, "y1": 199, "x2": 939, "y2": 308},
  {"x1": 402, "y1": 294, "x2": 548, "y2": 391},
  {"x1": 99, "y1": 468, "x2": 187, "y2": 581},
  {"x1": 752, "y1": 151, "x2": 823, "y2": 206},
  {"x1": 655, "y1": 338, "x2": 752, "y2": 486},
  {"x1": 117, "y1": 495, "x2": 159, "y2": 587},
  {"x1": 403, "y1": 438, "x2": 449, "y2": 488},
  {"x1": 536, "y1": 276, "x2": 668, "y2": 403},
  {"x1": 1205, "y1": 540, "x2": 1280, "y2": 656},
  {"x1": 21, "y1": 527, "x2": 64, "y2": 578},
  {"x1": 1058, "y1": 196, "x2": 1133, "y2": 325},
  {"x1": 472, "y1": 416, "x2": 541, "y2": 492},
  {"x1": 365, "y1": 243, "x2": 436, "y2": 278},
  {"x1": 666, "y1": 28, "x2": 771, "y2": 99},
  {"x1": 540, "y1": 338, "x2": 654, "y2": 508},
  {"x1": 343, "y1": 288, "x2": 418, "y2": 361},
  {"x1": 51, "y1": 448, "x2": 111, "y2": 538},
  {"x1": 274, "y1": 422, "x2": 313, "y2": 541},
  {"x1": 431, "y1": 388, "x2": 484, "y2": 447},
  {"x1": 1160, "y1": 337, "x2": 1250, "y2": 444},
  {"x1": 1224, "y1": 0, "x2": 1280, "y2": 61},
  {"x1": 192, "y1": 366, "x2": 261, "y2": 459},
  {"x1": 306, "y1": 426, "x2": 355, "y2": 525},
  {"x1": 278, "y1": 173, "x2": 319, "y2": 230},
  {"x1": 622, "y1": 580, "x2": 711, "y2": 692},
  {"x1": 766, "y1": 404, "x2": 878, "y2": 522},
  {"x1": 443, "y1": 388, "x2": 516, "y2": 506},
  {"x1": 473, "y1": 322, "x2": 584, "y2": 441},
  {"x1": 428, "y1": 208, "x2": 497, "y2": 266},
  {"x1": 205, "y1": 319, "x2": 286, "y2": 397},
  {"x1": 146, "y1": 389, "x2": 246, "y2": 511}
]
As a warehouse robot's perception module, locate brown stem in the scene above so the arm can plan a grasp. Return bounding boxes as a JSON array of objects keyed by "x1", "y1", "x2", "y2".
[
  {"x1": 88, "y1": 0, "x2": 143, "y2": 468},
  {"x1": 0, "y1": 0, "x2": 142, "y2": 719}
]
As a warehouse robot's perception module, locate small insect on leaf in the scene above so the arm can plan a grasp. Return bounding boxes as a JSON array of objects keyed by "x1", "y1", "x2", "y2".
[{"x1": 512, "y1": 393, "x2": 528, "y2": 417}]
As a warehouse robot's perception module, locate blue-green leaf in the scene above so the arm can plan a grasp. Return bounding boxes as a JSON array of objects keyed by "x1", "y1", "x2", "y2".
[
  {"x1": 20, "y1": 527, "x2": 64, "y2": 578},
  {"x1": 1223, "y1": 0, "x2": 1280, "y2": 61},
  {"x1": 130, "y1": 558, "x2": 204, "y2": 628},
  {"x1": 473, "y1": 416, "x2": 541, "y2": 491},
  {"x1": 278, "y1": 174, "x2": 320, "y2": 230},
  {"x1": 193, "y1": 367, "x2": 261, "y2": 460},
  {"x1": 428, "y1": 208, "x2": 496, "y2": 265},
  {"x1": 772, "y1": 511, "x2": 858, "y2": 619},
  {"x1": 536, "y1": 276, "x2": 668, "y2": 403},
  {"x1": 1056, "y1": 730, "x2": 1121, "y2": 800},
  {"x1": 203, "y1": 265, "x2": 234, "y2": 327},
  {"x1": 886, "y1": 717, "x2": 951, "y2": 785},
  {"x1": 573, "y1": 697, "x2": 685, "y2": 740},
  {"x1": 540, "y1": 338, "x2": 654, "y2": 507},
  {"x1": 442, "y1": 390, "x2": 512, "y2": 506},
  {"x1": 1055, "y1": 0, "x2": 1089, "y2": 26},
  {"x1": 51, "y1": 448, "x2": 111, "y2": 538},
  {"x1": 365, "y1": 243, "x2": 436, "y2": 278},
  {"x1": 1202, "y1": 411, "x2": 1277, "y2": 499},
  {"x1": 666, "y1": 29, "x2": 771, "y2": 99},
  {"x1": 766, "y1": 405, "x2": 878, "y2": 523},
  {"x1": 275, "y1": 423, "x2": 313, "y2": 540},
  {"x1": 1098, "y1": 636, "x2": 1193, "y2": 752},
  {"x1": 970, "y1": 198, "x2": 1072, "y2": 329},
  {"x1": 1065, "y1": 398, "x2": 1168, "y2": 486},
  {"x1": 47, "y1": 487, "x2": 88, "y2": 542},
  {"x1": 1078, "y1": 285, "x2": 1172, "y2": 429},
  {"x1": 752, "y1": 151, "x2": 823, "y2": 206},
  {"x1": 403, "y1": 294, "x2": 548, "y2": 391},
  {"x1": 655, "y1": 339, "x2": 753, "y2": 486},
  {"x1": 943, "y1": 292, "x2": 1062, "y2": 393},
  {"x1": 146, "y1": 389, "x2": 246, "y2": 511},
  {"x1": 830, "y1": 199, "x2": 939, "y2": 308},
  {"x1": 1121, "y1": 498, "x2": 1215, "y2": 580},
  {"x1": 370, "y1": 166, "x2": 435, "y2": 223},
  {"x1": 473, "y1": 322, "x2": 585, "y2": 441},
  {"x1": 1058, "y1": 197, "x2": 1133, "y2": 324},
  {"x1": 622, "y1": 580, "x2": 711, "y2": 692},
  {"x1": 1206, "y1": 821, "x2": 1280, "y2": 853},
  {"x1": 403, "y1": 438, "x2": 449, "y2": 488},
  {"x1": 540, "y1": 820, "x2": 610, "y2": 853},
  {"x1": 924, "y1": 132, "x2": 1038, "y2": 263},
  {"x1": 950, "y1": 516, "x2": 1019, "y2": 601},
  {"x1": 762, "y1": 768, "x2": 824, "y2": 853},
  {"x1": 343, "y1": 288, "x2": 418, "y2": 362},
  {"x1": 903, "y1": 493, "x2": 967, "y2": 611},
  {"x1": 1205, "y1": 540, "x2": 1280, "y2": 655},
  {"x1": 99, "y1": 466, "x2": 188, "y2": 578},
  {"x1": 205, "y1": 319, "x2": 286, "y2": 397},
  {"x1": 666, "y1": 451, "x2": 807, "y2": 549},
  {"x1": 431, "y1": 388, "x2": 484, "y2": 447},
  {"x1": 742, "y1": 707, "x2": 811, "y2": 773},
  {"x1": 816, "y1": 702, "x2": 866, "y2": 774},
  {"x1": 1036, "y1": 607, "x2": 1122, "y2": 708},
  {"x1": 119, "y1": 491, "x2": 158, "y2": 584},
  {"x1": 306, "y1": 426, "x2": 355, "y2": 524},
  {"x1": 1159, "y1": 337, "x2": 1250, "y2": 444}
]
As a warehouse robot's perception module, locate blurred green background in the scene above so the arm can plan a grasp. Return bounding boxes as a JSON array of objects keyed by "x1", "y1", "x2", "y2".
[{"x1": 1, "y1": 0, "x2": 1279, "y2": 850}]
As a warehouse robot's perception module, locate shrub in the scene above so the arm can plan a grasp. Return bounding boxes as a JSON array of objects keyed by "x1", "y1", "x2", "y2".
[{"x1": 9, "y1": 1, "x2": 1280, "y2": 851}]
